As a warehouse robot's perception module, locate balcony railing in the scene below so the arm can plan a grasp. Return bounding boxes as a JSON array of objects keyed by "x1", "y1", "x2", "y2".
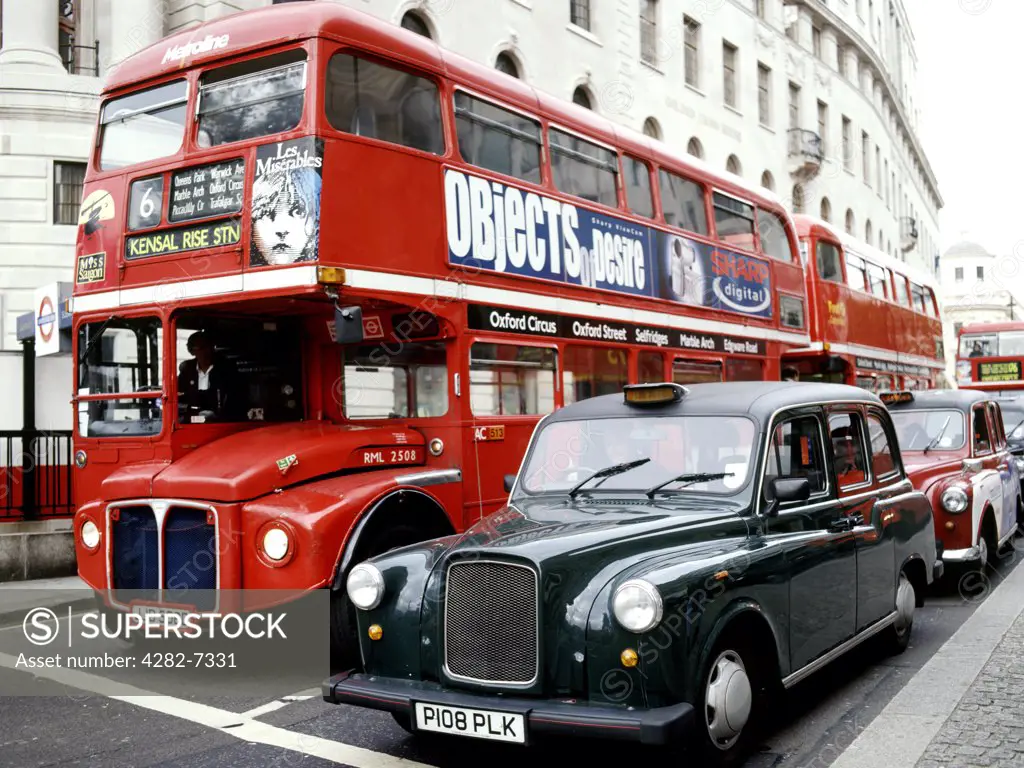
[
  {"x1": 60, "y1": 39, "x2": 100, "y2": 76},
  {"x1": 787, "y1": 129, "x2": 824, "y2": 181}
]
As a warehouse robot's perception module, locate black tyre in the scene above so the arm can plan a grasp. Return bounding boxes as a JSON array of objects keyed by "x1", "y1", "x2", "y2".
[
  {"x1": 329, "y1": 524, "x2": 430, "y2": 669},
  {"x1": 391, "y1": 711, "x2": 414, "y2": 734},
  {"x1": 881, "y1": 570, "x2": 915, "y2": 655},
  {"x1": 689, "y1": 636, "x2": 771, "y2": 767}
]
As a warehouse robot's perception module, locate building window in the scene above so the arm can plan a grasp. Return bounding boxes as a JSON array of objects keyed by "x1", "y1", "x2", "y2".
[
  {"x1": 494, "y1": 52, "x2": 520, "y2": 78},
  {"x1": 837, "y1": 46, "x2": 847, "y2": 77},
  {"x1": 955, "y1": 267, "x2": 963, "y2": 283},
  {"x1": 572, "y1": 86, "x2": 593, "y2": 109},
  {"x1": 865, "y1": 219, "x2": 873, "y2": 243},
  {"x1": 54, "y1": 161, "x2": 86, "y2": 225},
  {"x1": 400, "y1": 11, "x2": 432, "y2": 38},
  {"x1": 812, "y1": 26, "x2": 822, "y2": 58},
  {"x1": 862, "y1": 130, "x2": 870, "y2": 183},
  {"x1": 845, "y1": 208, "x2": 855, "y2": 234},
  {"x1": 684, "y1": 16, "x2": 700, "y2": 88},
  {"x1": 726, "y1": 154, "x2": 742, "y2": 176},
  {"x1": 640, "y1": 1, "x2": 658, "y2": 65},
  {"x1": 570, "y1": 0, "x2": 591, "y2": 31},
  {"x1": 842, "y1": 116, "x2": 852, "y2": 170},
  {"x1": 722, "y1": 41, "x2": 737, "y2": 107},
  {"x1": 820, "y1": 196, "x2": 831, "y2": 222},
  {"x1": 792, "y1": 183, "x2": 804, "y2": 213},
  {"x1": 757, "y1": 63, "x2": 771, "y2": 125},
  {"x1": 642, "y1": 116, "x2": 661, "y2": 139},
  {"x1": 686, "y1": 136, "x2": 703, "y2": 158},
  {"x1": 977, "y1": 266, "x2": 985, "y2": 281},
  {"x1": 816, "y1": 100, "x2": 828, "y2": 154},
  {"x1": 756, "y1": 0, "x2": 767, "y2": 20},
  {"x1": 761, "y1": 170, "x2": 774, "y2": 191},
  {"x1": 788, "y1": 82, "x2": 800, "y2": 130},
  {"x1": 875, "y1": 145, "x2": 881, "y2": 192}
]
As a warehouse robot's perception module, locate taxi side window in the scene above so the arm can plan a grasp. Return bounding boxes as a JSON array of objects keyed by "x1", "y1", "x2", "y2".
[
  {"x1": 866, "y1": 411, "x2": 898, "y2": 479},
  {"x1": 828, "y1": 412, "x2": 868, "y2": 488},
  {"x1": 973, "y1": 405, "x2": 992, "y2": 454},
  {"x1": 987, "y1": 403, "x2": 1005, "y2": 449},
  {"x1": 764, "y1": 416, "x2": 827, "y2": 497}
]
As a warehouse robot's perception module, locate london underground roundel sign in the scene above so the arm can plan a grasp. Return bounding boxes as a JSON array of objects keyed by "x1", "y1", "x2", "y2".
[{"x1": 37, "y1": 296, "x2": 55, "y2": 343}]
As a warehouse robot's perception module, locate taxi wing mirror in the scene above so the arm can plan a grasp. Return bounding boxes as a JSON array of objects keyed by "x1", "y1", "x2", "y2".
[
  {"x1": 504, "y1": 474, "x2": 516, "y2": 493},
  {"x1": 762, "y1": 477, "x2": 810, "y2": 519},
  {"x1": 334, "y1": 305, "x2": 364, "y2": 345}
]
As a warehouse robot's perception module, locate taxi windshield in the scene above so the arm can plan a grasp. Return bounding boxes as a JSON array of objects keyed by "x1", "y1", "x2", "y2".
[
  {"x1": 890, "y1": 409, "x2": 966, "y2": 451},
  {"x1": 999, "y1": 403, "x2": 1024, "y2": 441},
  {"x1": 519, "y1": 415, "x2": 756, "y2": 497}
]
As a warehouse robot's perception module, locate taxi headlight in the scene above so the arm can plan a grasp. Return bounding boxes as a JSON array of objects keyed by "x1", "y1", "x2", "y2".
[
  {"x1": 81, "y1": 520, "x2": 100, "y2": 550},
  {"x1": 262, "y1": 527, "x2": 290, "y2": 561},
  {"x1": 347, "y1": 563, "x2": 385, "y2": 611},
  {"x1": 941, "y1": 486, "x2": 969, "y2": 514},
  {"x1": 612, "y1": 579, "x2": 663, "y2": 633}
]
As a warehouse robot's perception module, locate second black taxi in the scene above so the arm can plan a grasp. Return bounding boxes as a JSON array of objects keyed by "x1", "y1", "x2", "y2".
[{"x1": 323, "y1": 381, "x2": 941, "y2": 766}]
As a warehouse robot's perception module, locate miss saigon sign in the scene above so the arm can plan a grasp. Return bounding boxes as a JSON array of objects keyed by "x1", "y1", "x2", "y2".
[{"x1": 444, "y1": 168, "x2": 774, "y2": 320}]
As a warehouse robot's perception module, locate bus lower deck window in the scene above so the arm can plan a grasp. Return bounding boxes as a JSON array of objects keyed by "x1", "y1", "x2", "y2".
[{"x1": 469, "y1": 343, "x2": 556, "y2": 416}]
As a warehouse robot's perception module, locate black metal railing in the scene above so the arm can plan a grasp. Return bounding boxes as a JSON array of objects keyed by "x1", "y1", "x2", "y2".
[
  {"x1": 60, "y1": 40, "x2": 100, "y2": 76},
  {"x1": 901, "y1": 216, "x2": 919, "y2": 240},
  {"x1": 787, "y1": 128, "x2": 824, "y2": 162},
  {"x1": 1, "y1": 431, "x2": 74, "y2": 520}
]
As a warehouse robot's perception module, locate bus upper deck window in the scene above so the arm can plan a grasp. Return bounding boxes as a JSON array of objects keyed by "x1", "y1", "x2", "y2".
[
  {"x1": 816, "y1": 241, "x2": 842, "y2": 282},
  {"x1": 712, "y1": 192, "x2": 756, "y2": 251},
  {"x1": 197, "y1": 49, "x2": 306, "y2": 148},
  {"x1": 757, "y1": 209, "x2": 792, "y2": 261},
  {"x1": 548, "y1": 128, "x2": 619, "y2": 209},
  {"x1": 325, "y1": 52, "x2": 444, "y2": 155},
  {"x1": 99, "y1": 80, "x2": 188, "y2": 170},
  {"x1": 659, "y1": 169, "x2": 708, "y2": 235},
  {"x1": 454, "y1": 91, "x2": 541, "y2": 184}
]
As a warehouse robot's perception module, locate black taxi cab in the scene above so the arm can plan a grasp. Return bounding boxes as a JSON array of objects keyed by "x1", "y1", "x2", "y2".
[{"x1": 322, "y1": 382, "x2": 940, "y2": 765}]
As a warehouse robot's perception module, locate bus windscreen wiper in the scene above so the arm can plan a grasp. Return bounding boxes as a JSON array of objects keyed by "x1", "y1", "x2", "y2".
[
  {"x1": 567, "y1": 458, "x2": 650, "y2": 498},
  {"x1": 646, "y1": 472, "x2": 734, "y2": 498},
  {"x1": 78, "y1": 315, "x2": 121, "y2": 366}
]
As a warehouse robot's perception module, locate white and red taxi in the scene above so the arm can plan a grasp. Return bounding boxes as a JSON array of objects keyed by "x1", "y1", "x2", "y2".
[{"x1": 882, "y1": 389, "x2": 1023, "y2": 571}]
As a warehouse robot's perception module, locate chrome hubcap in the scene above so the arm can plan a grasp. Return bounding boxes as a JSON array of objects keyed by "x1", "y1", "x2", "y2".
[
  {"x1": 978, "y1": 537, "x2": 989, "y2": 568},
  {"x1": 894, "y1": 573, "x2": 915, "y2": 634},
  {"x1": 705, "y1": 650, "x2": 752, "y2": 749}
]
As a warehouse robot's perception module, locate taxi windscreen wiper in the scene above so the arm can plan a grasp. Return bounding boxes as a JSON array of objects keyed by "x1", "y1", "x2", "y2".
[
  {"x1": 567, "y1": 458, "x2": 650, "y2": 498},
  {"x1": 923, "y1": 415, "x2": 951, "y2": 454},
  {"x1": 646, "y1": 472, "x2": 734, "y2": 498}
]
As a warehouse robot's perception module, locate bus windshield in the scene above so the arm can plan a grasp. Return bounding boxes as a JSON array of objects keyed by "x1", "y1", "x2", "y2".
[
  {"x1": 960, "y1": 331, "x2": 1024, "y2": 358},
  {"x1": 99, "y1": 80, "x2": 188, "y2": 170},
  {"x1": 174, "y1": 314, "x2": 304, "y2": 424}
]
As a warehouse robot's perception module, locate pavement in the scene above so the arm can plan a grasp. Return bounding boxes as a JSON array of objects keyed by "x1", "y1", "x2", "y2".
[
  {"x1": 0, "y1": 574, "x2": 91, "y2": 625},
  {"x1": 832, "y1": 550, "x2": 1024, "y2": 768}
]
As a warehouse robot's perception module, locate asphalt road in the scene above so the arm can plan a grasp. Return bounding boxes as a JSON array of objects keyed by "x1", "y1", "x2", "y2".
[{"x1": 0, "y1": 550, "x2": 1019, "y2": 768}]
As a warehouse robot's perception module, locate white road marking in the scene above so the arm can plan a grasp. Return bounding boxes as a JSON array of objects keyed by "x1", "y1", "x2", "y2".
[
  {"x1": 0, "y1": 652, "x2": 432, "y2": 768},
  {"x1": 239, "y1": 689, "x2": 319, "y2": 719}
]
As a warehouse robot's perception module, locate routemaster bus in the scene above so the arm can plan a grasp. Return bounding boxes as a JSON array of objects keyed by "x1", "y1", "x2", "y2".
[
  {"x1": 69, "y1": 2, "x2": 809, "y2": 662},
  {"x1": 956, "y1": 321, "x2": 1024, "y2": 392},
  {"x1": 782, "y1": 214, "x2": 945, "y2": 391}
]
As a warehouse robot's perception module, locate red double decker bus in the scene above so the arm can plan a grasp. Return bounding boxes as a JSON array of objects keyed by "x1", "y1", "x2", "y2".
[
  {"x1": 956, "y1": 321, "x2": 1024, "y2": 391},
  {"x1": 69, "y1": 3, "x2": 809, "y2": 660},
  {"x1": 782, "y1": 214, "x2": 945, "y2": 392}
]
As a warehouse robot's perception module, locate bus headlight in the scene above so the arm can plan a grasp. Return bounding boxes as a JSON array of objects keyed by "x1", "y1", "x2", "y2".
[
  {"x1": 80, "y1": 520, "x2": 100, "y2": 550},
  {"x1": 612, "y1": 579, "x2": 663, "y2": 633},
  {"x1": 262, "y1": 527, "x2": 290, "y2": 561},
  {"x1": 941, "y1": 486, "x2": 969, "y2": 514},
  {"x1": 347, "y1": 563, "x2": 384, "y2": 611}
]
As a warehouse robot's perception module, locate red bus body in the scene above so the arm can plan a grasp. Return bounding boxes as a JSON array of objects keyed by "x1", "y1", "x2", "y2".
[
  {"x1": 955, "y1": 321, "x2": 1024, "y2": 392},
  {"x1": 782, "y1": 214, "x2": 945, "y2": 391},
  {"x1": 69, "y1": 4, "x2": 810, "y2": 654}
]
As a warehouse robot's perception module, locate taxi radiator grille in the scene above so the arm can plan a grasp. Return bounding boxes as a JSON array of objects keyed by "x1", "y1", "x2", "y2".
[{"x1": 443, "y1": 561, "x2": 538, "y2": 684}]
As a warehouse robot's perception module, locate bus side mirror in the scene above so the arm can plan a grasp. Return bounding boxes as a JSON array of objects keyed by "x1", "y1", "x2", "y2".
[
  {"x1": 504, "y1": 474, "x2": 516, "y2": 492},
  {"x1": 334, "y1": 305, "x2": 364, "y2": 345}
]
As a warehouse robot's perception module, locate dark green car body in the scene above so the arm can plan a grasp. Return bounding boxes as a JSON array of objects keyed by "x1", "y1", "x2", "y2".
[{"x1": 323, "y1": 382, "x2": 941, "y2": 754}]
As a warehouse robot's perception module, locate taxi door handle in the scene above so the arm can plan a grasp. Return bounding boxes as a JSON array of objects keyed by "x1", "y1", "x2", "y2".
[{"x1": 829, "y1": 514, "x2": 864, "y2": 532}]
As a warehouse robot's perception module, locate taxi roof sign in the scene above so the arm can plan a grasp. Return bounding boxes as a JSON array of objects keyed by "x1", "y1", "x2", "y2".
[
  {"x1": 623, "y1": 382, "x2": 688, "y2": 405},
  {"x1": 879, "y1": 390, "x2": 914, "y2": 405}
]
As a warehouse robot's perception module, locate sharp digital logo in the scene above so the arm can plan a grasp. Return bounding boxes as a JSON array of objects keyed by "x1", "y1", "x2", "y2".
[
  {"x1": 709, "y1": 251, "x2": 771, "y2": 314},
  {"x1": 444, "y1": 169, "x2": 646, "y2": 292},
  {"x1": 162, "y1": 34, "x2": 230, "y2": 65}
]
